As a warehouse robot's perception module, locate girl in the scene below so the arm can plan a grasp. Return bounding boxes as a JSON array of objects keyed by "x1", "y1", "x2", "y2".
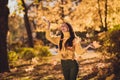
[{"x1": 44, "y1": 20, "x2": 93, "y2": 80}]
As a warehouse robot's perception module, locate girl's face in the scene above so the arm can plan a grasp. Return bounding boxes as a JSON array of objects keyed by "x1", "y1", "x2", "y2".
[{"x1": 60, "y1": 23, "x2": 69, "y2": 32}]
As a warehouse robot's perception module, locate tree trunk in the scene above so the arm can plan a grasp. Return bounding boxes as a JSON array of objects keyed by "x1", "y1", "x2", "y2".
[
  {"x1": 104, "y1": 0, "x2": 108, "y2": 31},
  {"x1": 94, "y1": 0, "x2": 108, "y2": 34},
  {"x1": 97, "y1": 0, "x2": 104, "y2": 28},
  {"x1": 0, "y1": 0, "x2": 10, "y2": 73},
  {"x1": 21, "y1": 0, "x2": 34, "y2": 47},
  {"x1": 60, "y1": 0, "x2": 65, "y2": 21}
]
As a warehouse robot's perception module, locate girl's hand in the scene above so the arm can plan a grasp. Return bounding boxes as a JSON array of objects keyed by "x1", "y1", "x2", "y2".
[
  {"x1": 86, "y1": 41, "x2": 101, "y2": 49},
  {"x1": 42, "y1": 16, "x2": 50, "y2": 29},
  {"x1": 42, "y1": 17, "x2": 49, "y2": 23},
  {"x1": 92, "y1": 41, "x2": 101, "y2": 48}
]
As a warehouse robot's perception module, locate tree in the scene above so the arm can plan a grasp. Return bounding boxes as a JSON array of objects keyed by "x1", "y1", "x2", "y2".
[
  {"x1": 97, "y1": 0, "x2": 108, "y2": 33},
  {"x1": 21, "y1": 0, "x2": 34, "y2": 47},
  {"x1": 36, "y1": 0, "x2": 81, "y2": 29},
  {"x1": 0, "y1": 0, "x2": 10, "y2": 73}
]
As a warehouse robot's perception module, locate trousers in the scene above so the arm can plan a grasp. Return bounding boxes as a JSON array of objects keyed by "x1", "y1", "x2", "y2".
[{"x1": 61, "y1": 59, "x2": 79, "y2": 80}]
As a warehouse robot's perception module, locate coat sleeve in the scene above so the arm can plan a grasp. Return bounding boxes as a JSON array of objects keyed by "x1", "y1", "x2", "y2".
[
  {"x1": 45, "y1": 29, "x2": 60, "y2": 45},
  {"x1": 73, "y1": 37, "x2": 86, "y2": 55}
]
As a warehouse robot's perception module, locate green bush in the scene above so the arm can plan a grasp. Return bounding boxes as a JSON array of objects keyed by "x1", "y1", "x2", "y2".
[
  {"x1": 8, "y1": 45, "x2": 52, "y2": 63},
  {"x1": 35, "y1": 46, "x2": 52, "y2": 57},
  {"x1": 18, "y1": 48, "x2": 35, "y2": 60},
  {"x1": 17, "y1": 46, "x2": 51, "y2": 60},
  {"x1": 8, "y1": 51, "x2": 18, "y2": 64}
]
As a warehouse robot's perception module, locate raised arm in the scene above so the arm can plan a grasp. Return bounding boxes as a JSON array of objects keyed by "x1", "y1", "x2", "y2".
[
  {"x1": 74, "y1": 37, "x2": 93, "y2": 54},
  {"x1": 43, "y1": 18, "x2": 60, "y2": 45},
  {"x1": 45, "y1": 29, "x2": 60, "y2": 45},
  {"x1": 73, "y1": 37, "x2": 98, "y2": 55}
]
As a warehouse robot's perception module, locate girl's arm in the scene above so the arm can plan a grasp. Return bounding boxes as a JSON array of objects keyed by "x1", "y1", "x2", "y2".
[
  {"x1": 44, "y1": 18, "x2": 60, "y2": 45},
  {"x1": 73, "y1": 37, "x2": 92, "y2": 55},
  {"x1": 45, "y1": 29, "x2": 60, "y2": 45}
]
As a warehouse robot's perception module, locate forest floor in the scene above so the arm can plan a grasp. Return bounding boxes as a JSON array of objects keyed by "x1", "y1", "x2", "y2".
[{"x1": 0, "y1": 50, "x2": 120, "y2": 80}]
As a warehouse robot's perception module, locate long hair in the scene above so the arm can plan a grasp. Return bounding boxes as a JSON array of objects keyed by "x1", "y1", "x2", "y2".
[{"x1": 59, "y1": 22, "x2": 75, "y2": 50}]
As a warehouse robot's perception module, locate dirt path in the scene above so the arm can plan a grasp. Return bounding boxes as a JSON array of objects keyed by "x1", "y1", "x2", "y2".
[{"x1": 0, "y1": 51, "x2": 119, "y2": 80}]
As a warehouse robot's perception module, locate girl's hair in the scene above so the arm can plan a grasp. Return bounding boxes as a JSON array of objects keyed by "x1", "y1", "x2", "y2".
[{"x1": 59, "y1": 22, "x2": 75, "y2": 50}]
